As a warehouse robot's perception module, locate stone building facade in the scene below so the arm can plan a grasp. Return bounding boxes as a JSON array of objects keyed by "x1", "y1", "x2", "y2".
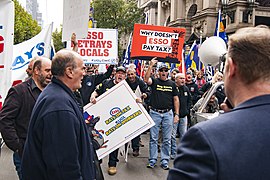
[{"x1": 138, "y1": 0, "x2": 270, "y2": 42}]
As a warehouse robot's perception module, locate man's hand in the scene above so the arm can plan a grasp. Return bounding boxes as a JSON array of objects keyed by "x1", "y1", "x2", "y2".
[
  {"x1": 71, "y1": 33, "x2": 77, "y2": 45},
  {"x1": 71, "y1": 33, "x2": 78, "y2": 52},
  {"x1": 136, "y1": 98, "x2": 142, "y2": 103},
  {"x1": 174, "y1": 115, "x2": 179, "y2": 124},
  {"x1": 90, "y1": 97, "x2": 97, "y2": 104},
  {"x1": 220, "y1": 97, "x2": 233, "y2": 112},
  {"x1": 150, "y1": 57, "x2": 158, "y2": 67},
  {"x1": 141, "y1": 93, "x2": 147, "y2": 99}
]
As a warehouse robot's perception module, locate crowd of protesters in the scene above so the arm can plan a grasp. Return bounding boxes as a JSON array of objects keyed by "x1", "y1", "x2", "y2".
[{"x1": 2, "y1": 26, "x2": 269, "y2": 180}]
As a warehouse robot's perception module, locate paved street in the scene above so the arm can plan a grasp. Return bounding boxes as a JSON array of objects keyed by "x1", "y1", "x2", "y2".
[{"x1": 0, "y1": 133, "x2": 175, "y2": 180}]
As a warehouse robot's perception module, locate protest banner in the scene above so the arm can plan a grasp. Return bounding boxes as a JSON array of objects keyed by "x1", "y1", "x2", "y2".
[
  {"x1": 0, "y1": 0, "x2": 14, "y2": 109},
  {"x1": 130, "y1": 24, "x2": 186, "y2": 63},
  {"x1": 62, "y1": 0, "x2": 90, "y2": 42},
  {"x1": 70, "y1": 28, "x2": 118, "y2": 65},
  {"x1": 12, "y1": 23, "x2": 53, "y2": 83},
  {"x1": 83, "y1": 80, "x2": 155, "y2": 160}
]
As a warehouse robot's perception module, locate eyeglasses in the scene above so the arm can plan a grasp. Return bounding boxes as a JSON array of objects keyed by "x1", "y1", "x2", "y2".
[{"x1": 159, "y1": 69, "x2": 168, "y2": 72}]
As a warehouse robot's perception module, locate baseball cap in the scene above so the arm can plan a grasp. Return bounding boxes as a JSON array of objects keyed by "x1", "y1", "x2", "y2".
[
  {"x1": 116, "y1": 66, "x2": 126, "y2": 73},
  {"x1": 158, "y1": 64, "x2": 169, "y2": 71},
  {"x1": 186, "y1": 71, "x2": 193, "y2": 75}
]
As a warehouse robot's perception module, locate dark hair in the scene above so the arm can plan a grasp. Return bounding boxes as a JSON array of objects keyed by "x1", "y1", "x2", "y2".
[
  {"x1": 33, "y1": 59, "x2": 42, "y2": 71},
  {"x1": 51, "y1": 50, "x2": 77, "y2": 76},
  {"x1": 172, "y1": 68, "x2": 180, "y2": 73}
]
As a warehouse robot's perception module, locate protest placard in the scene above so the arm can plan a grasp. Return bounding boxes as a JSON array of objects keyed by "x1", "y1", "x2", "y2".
[
  {"x1": 0, "y1": 0, "x2": 14, "y2": 108},
  {"x1": 83, "y1": 80, "x2": 155, "y2": 160},
  {"x1": 62, "y1": 0, "x2": 90, "y2": 42},
  {"x1": 71, "y1": 28, "x2": 118, "y2": 65},
  {"x1": 131, "y1": 24, "x2": 186, "y2": 63}
]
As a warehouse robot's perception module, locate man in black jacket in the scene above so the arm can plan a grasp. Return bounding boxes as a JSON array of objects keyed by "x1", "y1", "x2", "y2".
[
  {"x1": 171, "y1": 73, "x2": 191, "y2": 159},
  {"x1": 0, "y1": 57, "x2": 52, "y2": 180}
]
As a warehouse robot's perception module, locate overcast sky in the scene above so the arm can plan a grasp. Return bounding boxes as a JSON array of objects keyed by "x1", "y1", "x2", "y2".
[{"x1": 18, "y1": 0, "x2": 63, "y2": 30}]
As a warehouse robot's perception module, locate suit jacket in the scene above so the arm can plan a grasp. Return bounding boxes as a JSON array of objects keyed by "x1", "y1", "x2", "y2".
[
  {"x1": 168, "y1": 95, "x2": 270, "y2": 180},
  {"x1": 0, "y1": 78, "x2": 41, "y2": 155}
]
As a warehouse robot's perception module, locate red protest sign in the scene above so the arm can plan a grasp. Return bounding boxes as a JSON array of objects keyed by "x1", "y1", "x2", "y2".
[{"x1": 131, "y1": 24, "x2": 186, "y2": 63}]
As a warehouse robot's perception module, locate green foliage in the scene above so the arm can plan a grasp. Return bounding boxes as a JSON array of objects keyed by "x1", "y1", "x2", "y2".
[
  {"x1": 93, "y1": 0, "x2": 143, "y2": 35},
  {"x1": 52, "y1": 27, "x2": 65, "y2": 52},
  {"x1": 13, "y1": 0, "x2": 41, "y2": 45},
  {"x1": 92, "y1": 0, "x2": 144, "y2": 59}
]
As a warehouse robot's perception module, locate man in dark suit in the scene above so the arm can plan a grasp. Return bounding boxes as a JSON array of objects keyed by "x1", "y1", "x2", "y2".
[
  {"x1": 0, "y1": 57, "x2": 52, "y2": 179},
  {"x1": 168, "y1": 26, "x2": 270, "y2": 179}
]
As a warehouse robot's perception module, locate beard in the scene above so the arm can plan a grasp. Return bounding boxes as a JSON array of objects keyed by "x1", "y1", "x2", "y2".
[{"x1": 38, "y1": 74, "x2": 50, "y2": 88}]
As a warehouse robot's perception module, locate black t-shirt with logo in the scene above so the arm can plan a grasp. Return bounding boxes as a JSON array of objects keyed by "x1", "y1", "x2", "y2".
[
  {"x1": 149, "y1": 77, "x2": 178, "y2": 110},
  {"x1": 96, "y1": 79, "x2": 115, "y2": 96}
]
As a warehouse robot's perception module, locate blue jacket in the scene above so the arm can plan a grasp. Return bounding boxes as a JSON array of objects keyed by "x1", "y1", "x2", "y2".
[
  {"x1": 168, "y1": 95, "x2": 270, "y2": 180},
  {"x1": 22, "y1": 77, "x2": 96, "y2": 180}
]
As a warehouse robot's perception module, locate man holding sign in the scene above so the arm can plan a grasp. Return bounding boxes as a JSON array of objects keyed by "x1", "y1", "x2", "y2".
[{"x1": 90, "y1": 66, "x2": 127, "y2": 176}]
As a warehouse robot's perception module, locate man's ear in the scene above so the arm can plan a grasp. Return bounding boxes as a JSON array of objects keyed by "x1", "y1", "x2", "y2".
[
  {"x1": 33, "y1": 67, "x2": 39, "y2": 76},
  {"x1": 227, "y1": 57, "x2": 236, "y2": 78},
  {"x1": 65, "y1": 66, "x2": 73, "y2": 79}
]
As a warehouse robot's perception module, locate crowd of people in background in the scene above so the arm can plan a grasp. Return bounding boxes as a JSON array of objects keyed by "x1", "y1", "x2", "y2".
[
  {"x1": 0, "y1": 49, "x2": 225, "y2": 179},
  {"x1": 1, "y1": 25, "x2": 270, "y2": 180}
]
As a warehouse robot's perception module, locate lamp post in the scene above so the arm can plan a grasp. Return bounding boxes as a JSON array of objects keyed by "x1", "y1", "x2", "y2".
[{"x1": 243, "y1": 0, "x2": 255, "y2": 23}]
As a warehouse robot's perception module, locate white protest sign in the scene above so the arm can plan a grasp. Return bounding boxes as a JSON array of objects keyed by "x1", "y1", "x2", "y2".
[
  {"x1": 62, "y1": 0, "x2": 90, "y2": 42},
  {"x1": 0, "y1": 0, "x2": 14, "y2": 108},
  {"x1": 71, "y1": 28, "x2": 118, "y2": 65},
  {"x1": 83, "y1": 80, "x2": 155, "y2": 160},
  {"x1": 12, "y1": 23, "x2": 53, "y2": 83}
]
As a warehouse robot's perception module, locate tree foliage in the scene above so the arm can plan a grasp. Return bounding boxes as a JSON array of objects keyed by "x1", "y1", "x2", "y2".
[
  {"x1": 52, "y1": 27, "x2": 65, "y2": 52},
  {"x1": 92, "y1": 0, "x2": 144, "y2": 36},
  {"x1": 13, "y1": 0, "x2": 41, "y2": 45},
  {"x1": 92, "y1": 0, "x2": 144, "y2": 59}
]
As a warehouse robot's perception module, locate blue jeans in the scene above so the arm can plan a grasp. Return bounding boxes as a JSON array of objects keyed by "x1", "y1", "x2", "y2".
[
  {"x1": 149, "y1": 109, "x2": 173, "y2": 165},
  {"x1": 171, "y1": 116, "x2": 187, "y2": 158},
  {"x1": 13, "y1": 152, "x2": 23, "y2": 180}
]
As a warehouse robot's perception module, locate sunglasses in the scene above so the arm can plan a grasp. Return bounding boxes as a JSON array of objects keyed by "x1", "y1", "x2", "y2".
[{"x1": 159, "y1": 69, "x2": 168, "y2": 72}]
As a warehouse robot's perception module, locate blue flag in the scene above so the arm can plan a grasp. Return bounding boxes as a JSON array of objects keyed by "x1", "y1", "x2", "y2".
[
  {"x1": 122, "y1": 33, "x2": 132, "y2": 67},
  {"x1": 185, "y1": 41, "x2": 199, "y2": 71},
  {"x1": 214, "y1": 9, "x2": 228, "y2": 43}
]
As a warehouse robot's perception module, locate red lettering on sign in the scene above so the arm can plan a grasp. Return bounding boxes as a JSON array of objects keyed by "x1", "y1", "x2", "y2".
[
  {"x1": 149, "y1": 37, "x2": 169, "y2": 45},
  {"x1": 80, "y1": 48, "x2": 109, "y2": 56},
  {"x1": 87, "y1": 32, "x2": 104, "y2": 39},
  {"x1": 0, "y1": 35, "x2": 4, "y2": 53}
]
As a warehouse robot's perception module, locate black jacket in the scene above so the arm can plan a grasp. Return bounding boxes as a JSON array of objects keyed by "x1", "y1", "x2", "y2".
[
  {"x1": 177, "y1": 85, "x2": 192, "y2": 118},
  {"x1": 186, "y1": 81, "x2": 199, "y2": 106},
  {"x1": 79, "y1": 65, "x2": 114, "y2": 105},
  {"x1": 0, "y1": 78, "x2": 41, "y2": 156}
]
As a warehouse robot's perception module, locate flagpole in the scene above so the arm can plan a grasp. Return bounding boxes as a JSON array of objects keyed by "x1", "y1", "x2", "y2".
[
  {"x1": 199, "y1": 30, "x2": 202, "y2": 70},
  {"x1": 181, "y1": 48, "x2": 187, "y2": 74},
  {"x1": 217, "y1": 10, "x2": 221, "y2": 37},
  {"x1": 140, "y1": 60, "x2": 144, "y2": 78}
]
